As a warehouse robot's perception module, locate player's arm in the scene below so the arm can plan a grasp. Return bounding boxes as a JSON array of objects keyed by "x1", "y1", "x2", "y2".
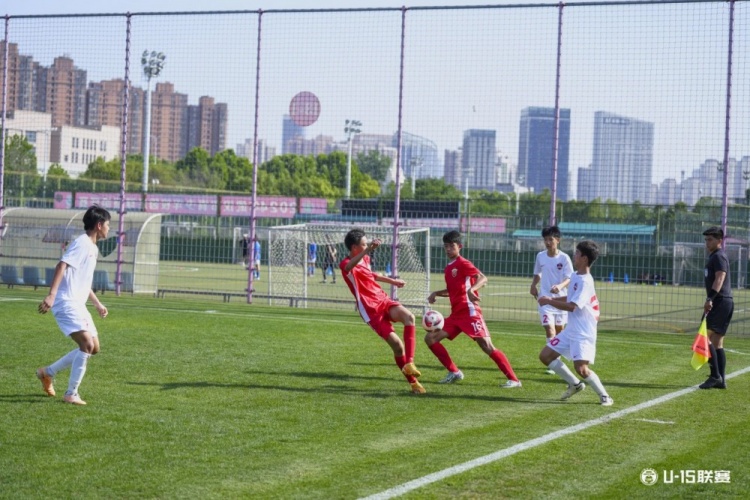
[
  {"x1": 704, "y1": 270, "x2": 727, "y2": 313},
  {"x1": 551, "y1": 277, "x2": 571, "y2": 294},
  {"x1": 530, "y1": 274, "x2": 541, "y2": 298},
  {"x1": 88, "y1": 290, "x2": 109, "y2": 318},
  {"x1": 467, "y1": 272, "x2": 487, "y2": 303},
  {"x1": 38, "y1": 261, "x2": 68, "y2": 314},
  {"x1": 343, "y1": 239, "x2": 380, "y2": 273},
  {"x1": 537, "y1": 295, "x2": 576, "y2": 312},
  {"x1": 428, "y1": 288, "x2": 449, "y2": 304},
  {"x1": 375, "y1": 274, "x2": 405, "y2": 288}
]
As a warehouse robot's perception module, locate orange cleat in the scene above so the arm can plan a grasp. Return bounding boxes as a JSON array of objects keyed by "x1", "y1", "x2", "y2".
[{"x1": 36, "y1": 367, "x2": 55, "y2": 397}]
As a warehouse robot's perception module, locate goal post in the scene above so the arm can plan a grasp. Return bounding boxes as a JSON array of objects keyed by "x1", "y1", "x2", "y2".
[
  {"x1": 266, "y1": 224, "x2": 431, "y2": 309},
  {"x1": 673, "y1": 242, "x2": 746, "y2": 287}
]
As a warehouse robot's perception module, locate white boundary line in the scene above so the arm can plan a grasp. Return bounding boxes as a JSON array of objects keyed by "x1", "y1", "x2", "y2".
[{"x1": 360, "y1": 365, "x2": 750, "y2": 500}]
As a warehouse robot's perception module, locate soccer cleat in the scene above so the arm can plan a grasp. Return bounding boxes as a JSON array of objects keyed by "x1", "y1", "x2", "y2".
[
  {"x1": 410, "y1": 381, "x2": 426, "y2": 394},
  {"x1": 438, "y1": 370, "x2": 464, "y2": 384},
  {"x1": 401, "y1": 362, "x2": 421, "y2": 378},
  {"x1": 545, "y1": 368, "x2": 556, "y2": 375},
  {"x1": 561, "y1": 382, "x2": 586, "y2": 400},
  {"x1": 63, "y1": 393, "x2": 87, "y2": 406},
  {"x1": 36, "y1": 367, "x2": 55, "y2": 397},
  {"x1": 698, "y1": 376, "x2": 723, "y2": 389},
  {"x1": 500, "y1": 379, "x2": 522, "y2": 389},
  {"x1": 600, "y1": 395, "x2": 614, "y2": 406}
]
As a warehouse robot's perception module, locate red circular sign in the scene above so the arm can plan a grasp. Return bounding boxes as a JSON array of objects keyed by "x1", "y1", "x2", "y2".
[{"x1": 289, "y1": 91, "x2": 321, "y2": 127}]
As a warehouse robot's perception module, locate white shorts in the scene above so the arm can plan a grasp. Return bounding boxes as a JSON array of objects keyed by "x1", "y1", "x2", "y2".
[
  {"x1": 538, "y1": 304, "x2": 567, "y2": 327},
  {"x1": 53, "y1": 304, "x2": 99, "y2": 337},
  {"x1": 546, "y1": 328, "x2": 596, "y2": 364}
]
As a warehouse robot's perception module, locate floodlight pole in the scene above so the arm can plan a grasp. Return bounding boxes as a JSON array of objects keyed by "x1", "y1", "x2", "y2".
[
  {"x1": 141, "y1": 50, "x2": 165, "y2": 205},
  {"x1": 344, "y1": 119, "x2": 362, "y2": 199}
]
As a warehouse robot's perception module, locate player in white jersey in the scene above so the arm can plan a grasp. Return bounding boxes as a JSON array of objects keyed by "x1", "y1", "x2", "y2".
[
  {"x1": 530, "y1": 226, "x2": 573, "y2": 340},
  {"x1": 36, "y1": 205, "x2": 111, "y2": 406},
  {"x1": 530, "y1": 226, "x2": 573, "y2": 374},
  {"x1": 537, "y1": 240, "x2": 614, "y2": 406}
]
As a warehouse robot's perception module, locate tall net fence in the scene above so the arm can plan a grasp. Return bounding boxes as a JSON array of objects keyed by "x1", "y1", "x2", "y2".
[{"x1": 1, "y1": 1, "x2": 749, "y2": 334}]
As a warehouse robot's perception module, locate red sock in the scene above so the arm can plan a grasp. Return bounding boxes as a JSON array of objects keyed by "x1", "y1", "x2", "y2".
[
  {"x1": 428, "y1": 343, "x2": 458, "y2": 372},
  {"x1": 394, "y1": 356, "x2": 416, "y2": 383},
  {"x1": 403, "y1": 325, "x2": 416, "y2": 363},
  {"x1": 490, "y1": 349, "x2": 519, "y2": 381}
]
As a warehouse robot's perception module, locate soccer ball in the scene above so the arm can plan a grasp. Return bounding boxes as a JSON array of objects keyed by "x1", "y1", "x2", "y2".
[{"x1": 422, "y1": 310, "x2": 445, "y2": 332}]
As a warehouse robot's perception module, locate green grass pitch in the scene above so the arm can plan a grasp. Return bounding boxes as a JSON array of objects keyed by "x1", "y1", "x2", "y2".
[{"x1": 1, "y1": 288, "x2": 748, "y2": 498}]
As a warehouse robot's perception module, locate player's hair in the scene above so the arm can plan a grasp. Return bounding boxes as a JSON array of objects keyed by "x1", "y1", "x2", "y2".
[
  {"x1": 83, "y1": 205, "x2": 111, "y2": 231},
  {"x1": 576, "y1": 240, "x2": 599, "y2": 265},
  {"x1": 541, "y1": 225, "x2": 561, "y2": 239},
  {"x1": 442, "y1": 230, "x2": 462, "y2": 245},
  {"x1": 344, "y1": 228, "x2": 366, "y2": 250},
  {"x1": 702, "y1": 226, "x2": 724, "y2": 240}
]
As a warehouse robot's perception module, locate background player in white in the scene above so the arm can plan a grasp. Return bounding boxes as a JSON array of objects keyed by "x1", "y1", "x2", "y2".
[
  {"x1": 530, "y1": 226, "x2": 573, "y2": 374},
  {"x1": 36, "y1": 205, "x2": 111, "y2": 406},
  {"x1": 538, "y1": 240, "x2": 613, "y2": 406}
]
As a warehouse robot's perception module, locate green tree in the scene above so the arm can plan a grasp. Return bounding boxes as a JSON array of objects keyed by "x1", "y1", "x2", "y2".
[
  {"x1": 356, "y1": 150, "x2": 391, "y2": 183},
  {"x1": 3, "y1": 133, "x2": 37, "y2": 172},
  {"x1": 46, "y1": 164, "x2": 69, "y2": 178}
]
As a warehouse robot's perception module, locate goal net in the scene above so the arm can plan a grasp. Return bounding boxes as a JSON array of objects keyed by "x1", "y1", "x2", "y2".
[
  {"x1": 266, "y1": 224, "x2": 430, "y2": 310},
  {"x1": 673, "y1": 242, "x2": 746, "y2": 288}
]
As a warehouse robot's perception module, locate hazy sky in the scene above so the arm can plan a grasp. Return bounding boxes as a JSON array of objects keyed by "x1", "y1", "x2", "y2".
[{"x1": 4, "y1": 0, "x2": 747, "y2": 195}]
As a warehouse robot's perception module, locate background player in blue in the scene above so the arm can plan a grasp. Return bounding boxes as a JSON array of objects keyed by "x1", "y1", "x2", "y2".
[{"x1": 699, "y1": 226, "x2": 733, "y2": 389}]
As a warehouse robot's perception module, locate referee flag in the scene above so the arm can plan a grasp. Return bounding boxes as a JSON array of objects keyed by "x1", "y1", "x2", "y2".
[{"x1": 691, "y1": 318, "x2": 711, "y2": 370}]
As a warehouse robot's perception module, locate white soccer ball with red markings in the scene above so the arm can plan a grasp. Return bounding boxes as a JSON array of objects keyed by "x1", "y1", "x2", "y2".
[{"x1": 422, "y1": 310, "x2": 445, "y2": 332}]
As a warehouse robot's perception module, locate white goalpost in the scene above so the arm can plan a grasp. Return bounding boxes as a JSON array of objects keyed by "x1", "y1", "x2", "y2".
[
  {"x1": 266, "y1": 224, "x2": 431, "y2": 309},
  {"x1": 673, "y1": 242, "x2": 746, "y2": 287}
]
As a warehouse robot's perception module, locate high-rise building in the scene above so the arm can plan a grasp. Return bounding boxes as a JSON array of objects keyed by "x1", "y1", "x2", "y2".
[
  {"x1": 282, "y1": 115, "x2": 305, "y2": 154},
  {"x1": 86, "y1": 79, "x2": 145, "y2": 155},
  {"x1": 579, "y1": 111, "x2": 654, "y2": 203},
  {"x1": 444, "y1": 149, "x2": 462, "y2": 189},
  {"x1": 395, "y1": 132, "x2": 441, "y2": 180},
  {"x1": 185, "y1": 96, "x2": 227, "y2": 156},
  {"x1": 462, "y1": 129, "x2": 496, "y2": 190},
  {"x1": 518, "y1": 107, "x2": 571, "y2": 200},
  {"x1": 43, "y1": 56, "x2": 88, "y2": 128},
  {"x1": 149, "y1": 82, "x2": 188, "y2": 162}
]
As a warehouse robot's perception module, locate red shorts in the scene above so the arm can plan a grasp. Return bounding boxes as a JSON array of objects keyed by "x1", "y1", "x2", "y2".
[
  {"x1": 443, "y1": 313, "x2": 490, "y2": 340},
  {"x1": 363, "y1": 298, "x2": 401, "y2": 339}
]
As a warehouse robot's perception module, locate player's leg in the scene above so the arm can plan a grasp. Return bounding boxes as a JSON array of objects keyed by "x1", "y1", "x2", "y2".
[
  {"x1": 389, "y1": 305, "x2": 418, "y2": 374},
  {"x1": 425, "y1": 319, "x2": 462, "y2": 383},
  {"x1": 64, "y1": 330, "x2": 97, "y2": 405},
  {"x1": 540, "y1": 336, "x2": 585, "y2": 399},
  {"x1": 702, "y1": 299, "x2": 732, "y2": 389},
  {"x1": 570, "y1": 339, "x2": 612, "y2": 405},
  {"x1": 377, "y1": 318, "x2": 424, "y2": 394},
  {"x1": 474, "y1": 333, "x2": 520, "y2": 386}
]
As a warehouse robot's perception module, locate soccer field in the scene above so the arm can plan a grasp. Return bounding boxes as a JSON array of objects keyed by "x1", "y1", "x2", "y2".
[{"x1": 1, "y1": 288, "x2": 749, "y2": 498}]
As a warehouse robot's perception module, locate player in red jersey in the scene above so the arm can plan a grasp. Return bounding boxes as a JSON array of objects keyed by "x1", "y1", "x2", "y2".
[
  {"x1": 340, "y1": 228, "x2": 424, "y2": 394},
  {"x1": 425, "y1": 230, "x2": 521, "y2": 388}
]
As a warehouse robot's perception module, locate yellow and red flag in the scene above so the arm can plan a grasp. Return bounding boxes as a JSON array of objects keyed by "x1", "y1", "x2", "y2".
[{"x1": 691, "y1": 318, "x2": 711, "y2": 370}]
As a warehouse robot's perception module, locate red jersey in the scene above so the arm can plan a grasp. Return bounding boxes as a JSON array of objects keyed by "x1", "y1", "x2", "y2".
[
  {"x1": 340, "y1": 254, "x2": 395, "y2": 324},
  {"x1": 445, "y1": 255, "x2": 482, "y2": 317}
]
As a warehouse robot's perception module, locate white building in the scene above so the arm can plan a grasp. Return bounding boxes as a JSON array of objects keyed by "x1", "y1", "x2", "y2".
[
  {"x1": 50, "y1": 124, "x2": 121, "y2": 177},
  {"x1": 3, "y1": 110, "x2": 55, "y2": 176}
]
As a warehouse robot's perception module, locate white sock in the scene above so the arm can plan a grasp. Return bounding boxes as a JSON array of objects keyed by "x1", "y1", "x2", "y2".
[
  {"x1": 66, "y1": 351, "x2": 91, "y2": 395},
  {"x1": 47, "y1": 349, "x2": 79, "y2": 377},
  {"x1": 548, "y1": 358, "x2": 580, "y2": 386},
  {"x1": 584, "y1": 370, "x2": 608, "y2": 397}
]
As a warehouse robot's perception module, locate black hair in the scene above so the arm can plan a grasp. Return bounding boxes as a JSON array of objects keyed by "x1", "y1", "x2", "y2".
[
  {"x1": 702, "y1": 226, "x2": 724, "y2": 240},
  {"x1": 576, "y1": 240, "x2": 599, "y2": 266},
  {"x1": 344, "y1": 228, "x2": 366, "y2": 251},
  {"x1": 83, "y1": 205, "x2": 111, "y2": 231},
  {"x1": 442, "y1": 230, "x2": 462, "y2": 245},
  {"x1": 541, "y1": 225, "x2": 561, "y2": 239}
]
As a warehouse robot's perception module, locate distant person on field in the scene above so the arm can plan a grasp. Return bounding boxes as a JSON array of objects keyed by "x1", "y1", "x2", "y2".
[
  {"x1": 321, "y1": 243, "x2": 337, "y2": 284},
  {"x1": 36, "y1": 205, "x2": 112, "y2": 406},
  {"x1": 340, "y1": 228, "x2": 424, "y2": 394},
  {"x1": 425, "y1": 230, "x2": 521, "y2": 388},
  {"x1": 252, "y1": 239, "x2": 261, "y2": 280},
  {"x1": 530, "y1": 225, "x2": 573, "y2": 373},
  {"x1": 538, "y1": 240, "x2": 614, "y2": 406},
  {"x1": 308, "y1": 241, "x2": 318, "y2": 277},
  {"x1": 699, "y1": 226, "x2": 733, "y2": 390},
  {"x1": 241, "y1": 234, "x2": 249, "y2": 268}
]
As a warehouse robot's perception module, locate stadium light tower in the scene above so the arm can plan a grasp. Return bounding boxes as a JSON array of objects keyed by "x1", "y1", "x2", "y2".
[
  {"x1": 141, "y1": 50, "x2": 166, "y2": 196},
  {"x1": 344, "y1": 119, "x2": 362, "y2": 199}
]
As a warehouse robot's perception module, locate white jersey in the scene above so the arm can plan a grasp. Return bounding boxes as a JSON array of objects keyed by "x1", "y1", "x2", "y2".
[
  {"x1": 565, "y1": 272, "x2": 600, "y2": 341},
  {"x1": 52, "y1": 233, "x2": 99, "y2": 311},
  {"x1": 533, "y1": 250, "x2": 573, "y2": 297}
]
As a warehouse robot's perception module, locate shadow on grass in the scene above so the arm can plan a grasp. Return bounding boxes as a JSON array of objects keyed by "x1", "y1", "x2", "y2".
[{"x1": 0, "y1": 394, "x2": 51, "y2": 403}]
